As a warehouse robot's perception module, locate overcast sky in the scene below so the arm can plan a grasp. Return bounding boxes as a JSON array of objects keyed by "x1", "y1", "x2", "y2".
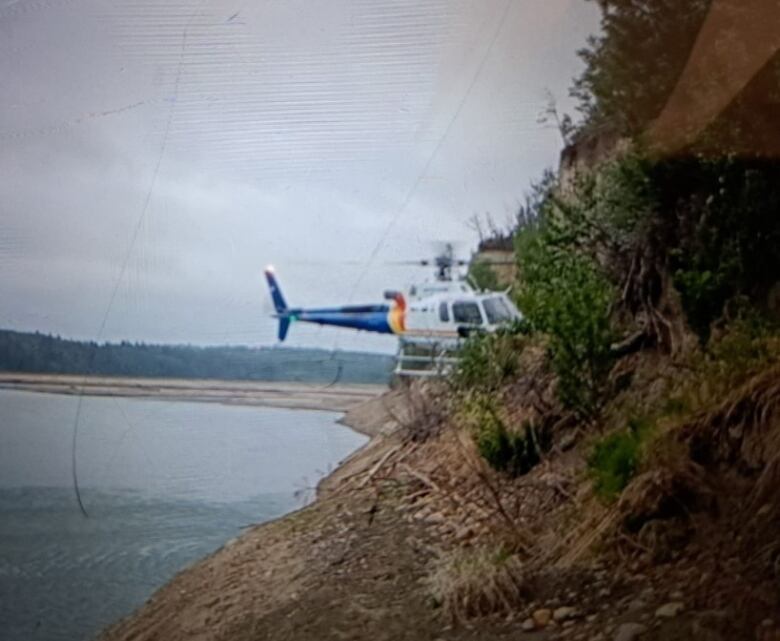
[{"x1": 0, "y1": 0, "x2": 599, "y2": 353}]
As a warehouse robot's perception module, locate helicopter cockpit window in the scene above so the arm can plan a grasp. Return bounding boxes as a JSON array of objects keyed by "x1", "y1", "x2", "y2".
[
  {"x1": 439, "y1": 302, "x2": 450, "y2": 322},
  {"x1": 483, "y1": 297, "x2": 513, "y2": 324},
  {"x1": 452, "y1": 301, "x2": 483, "y2": 325}
]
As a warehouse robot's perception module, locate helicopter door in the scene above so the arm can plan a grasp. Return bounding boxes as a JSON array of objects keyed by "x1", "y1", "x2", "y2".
[{"x1": 452, "y1": 301, "x2": 484, "y2": 326}]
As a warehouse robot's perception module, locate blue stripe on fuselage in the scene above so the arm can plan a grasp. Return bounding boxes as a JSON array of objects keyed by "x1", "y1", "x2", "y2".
[{"x1": 287, "y1": 306, "x2": 394, "y2": 335}]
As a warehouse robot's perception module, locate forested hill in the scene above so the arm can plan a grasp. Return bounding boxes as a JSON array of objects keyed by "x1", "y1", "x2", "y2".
[{"x1": 0, "y1": 330, "x2": 394, "y2": 385}]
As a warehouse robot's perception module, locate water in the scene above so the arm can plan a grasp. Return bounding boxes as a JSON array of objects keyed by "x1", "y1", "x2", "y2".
[{"x1": 0, "y1": 389, "x2": 367, "y2": 641}]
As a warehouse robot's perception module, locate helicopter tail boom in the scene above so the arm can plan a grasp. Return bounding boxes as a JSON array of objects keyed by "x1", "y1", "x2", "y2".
[{"x1": 264, "y1": 266, "x2": 409, "y2": 341}]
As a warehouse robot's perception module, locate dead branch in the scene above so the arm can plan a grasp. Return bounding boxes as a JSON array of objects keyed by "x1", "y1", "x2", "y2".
[{"x1": 359, "y1": 445, "x2": 402, "y2": 488}]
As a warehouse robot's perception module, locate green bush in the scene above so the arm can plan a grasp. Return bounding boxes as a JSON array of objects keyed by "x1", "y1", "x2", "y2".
[
  {"x1": 529, "y1": 153, "x2": 780, "y2": 349},
  {"x1": 658, "y1": 157, "x2": 780, "y2": 342},
  {"x1": 452, "y1": 329, "x2": 527, "y2": 393},
  {"x1": 673, "y1": 268, "x2": 735, "y2": 341},
  {"x1": 587, "y1": 418, "x2": 653, "y2": 501},
  {"x1": 462, "y1": 395, "x2": 544, "y2": 477},
  {"x1": 515, "y1": 223, "x2": 615, "y2": 416},
  {"x1": 693, "y1": 312, "x2": 780, "y2": 398}
]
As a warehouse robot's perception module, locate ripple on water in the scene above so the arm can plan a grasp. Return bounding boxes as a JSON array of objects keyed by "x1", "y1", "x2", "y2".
[{"x1": 0, "y1": 486, "x2": 295, "y2": 641}]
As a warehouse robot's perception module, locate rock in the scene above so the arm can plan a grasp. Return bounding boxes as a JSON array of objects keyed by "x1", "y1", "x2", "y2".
[
  {"x1": 522, "y1": 618, "x2": 536, "y2": 632},
  {"x1": 655, "y1": 602, "x2": 684, "y2": 618},
  {"x1": 762, "y1": 619, "x2": 775, "y2": 628},
  {"x1": 670, "y1": 590, "x2": 684, "y2": 601},
  {"x1": 560, "y1": 429, "x2": 579, "y2": 451},
  {"x1": 613, "y1": 622, "x2": 647, "y2": 641},
  {"x1": 555, "y1": 606, "x2": 579, "y2": 622},
  {"x1": 627, "y1": 599, "x2": 645, "y2": 612},
  {"x1": 533, "y1": 608, "x2": 553, "y2": 628},
  {"x1": 454, "y1": 525, "x2": 473, "y2": 541}
]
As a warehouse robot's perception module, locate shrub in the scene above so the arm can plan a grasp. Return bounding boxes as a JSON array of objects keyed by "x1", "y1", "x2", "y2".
[
  {"x1": 452, "y1": 328, "x2": 527, "y2": 393},
  {"x1": 427, "y1": 546, "x2": 527, "y2": 622},
  {"x1": 531, "y1": 153, "x2": 780, "y2": 349},
  {"x1": 673, "y1": 312, "x2": 780, "y2": 412},
  {"x1": 588, "y1": 418, "x2": 654, "y2": 501},
  {"x1": 462, "y1": 394, "x2": 544, "y2": 477},
  {"x1": 515, "y1": 223, "x2": 615, "y2": 416},
  {"x1": 659, "y1": 157, "x2": 780, "y2": 342}
]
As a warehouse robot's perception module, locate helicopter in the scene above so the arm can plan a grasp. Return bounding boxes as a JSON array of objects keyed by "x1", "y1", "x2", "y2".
[{"x1": 264, "y1": 244, "x2": 521, "y2": 346}]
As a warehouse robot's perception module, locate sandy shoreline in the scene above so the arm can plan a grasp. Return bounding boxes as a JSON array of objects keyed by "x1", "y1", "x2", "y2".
[{"x1": 0, "y1": 373, "x2": 387, "y2": 430}]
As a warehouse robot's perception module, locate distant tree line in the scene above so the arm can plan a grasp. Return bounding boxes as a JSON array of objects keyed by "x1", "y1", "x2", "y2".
[{"x1": 0, "y1": 330, "x2": 394, "y2": 385}]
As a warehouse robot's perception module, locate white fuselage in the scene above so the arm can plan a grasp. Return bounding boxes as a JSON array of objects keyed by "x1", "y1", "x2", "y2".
[{"x1": 401, "y1": 281, "x2": 521, "y2": 342}]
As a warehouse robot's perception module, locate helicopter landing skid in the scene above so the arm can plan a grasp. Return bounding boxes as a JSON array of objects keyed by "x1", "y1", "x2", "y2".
[{"x1": 394, "y1": 338, "x2": 461, "y2": 378}]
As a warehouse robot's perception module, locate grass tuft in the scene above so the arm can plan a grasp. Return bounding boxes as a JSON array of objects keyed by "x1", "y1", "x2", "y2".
[{"x1": 427, "y1": 546, "x2": 529, "y2": 623}]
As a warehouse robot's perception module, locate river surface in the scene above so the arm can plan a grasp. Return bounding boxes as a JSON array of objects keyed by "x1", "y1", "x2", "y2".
[{"x1": 0, "y1": 388, "x2": 367, "y2": 641}]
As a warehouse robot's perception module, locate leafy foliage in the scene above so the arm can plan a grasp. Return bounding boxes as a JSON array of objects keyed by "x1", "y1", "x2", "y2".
[
  {"x1": 674, "y1": 313, "x2": 780, "y2": 411},
  {"x1": 452, "y1": 328, "x2": 528, "y2": 393},
  {"x1": 462, "y1": 395, "x2": 544, "y2": 477},
  {"x1": 588, "y1": 418, "x2": 654, "y2": 501},
  {"x1": 574, "y1": 0, "x2": 780, "y2": 155},
  {"x1": 572, "y1": 0, "x2": 711, "y2": 136},
  {"x1": 514, "y1": 210, "x2": 615, "y2": 416},
  {"x1": 652, "y1": 157, "x2": 780, "y2": 341},
  {"x1": 549, "y1": 151, "x2": 780, "y2": 345}
]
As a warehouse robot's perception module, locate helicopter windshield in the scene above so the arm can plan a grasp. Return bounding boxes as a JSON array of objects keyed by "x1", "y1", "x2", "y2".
[{"x1": 483, "y1": 297, "x2": 514, "y2": 324}]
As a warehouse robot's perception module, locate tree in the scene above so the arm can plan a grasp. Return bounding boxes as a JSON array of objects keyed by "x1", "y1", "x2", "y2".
[{"x1": 572, "y1": 0, "x2": 712, "y2": 136}]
